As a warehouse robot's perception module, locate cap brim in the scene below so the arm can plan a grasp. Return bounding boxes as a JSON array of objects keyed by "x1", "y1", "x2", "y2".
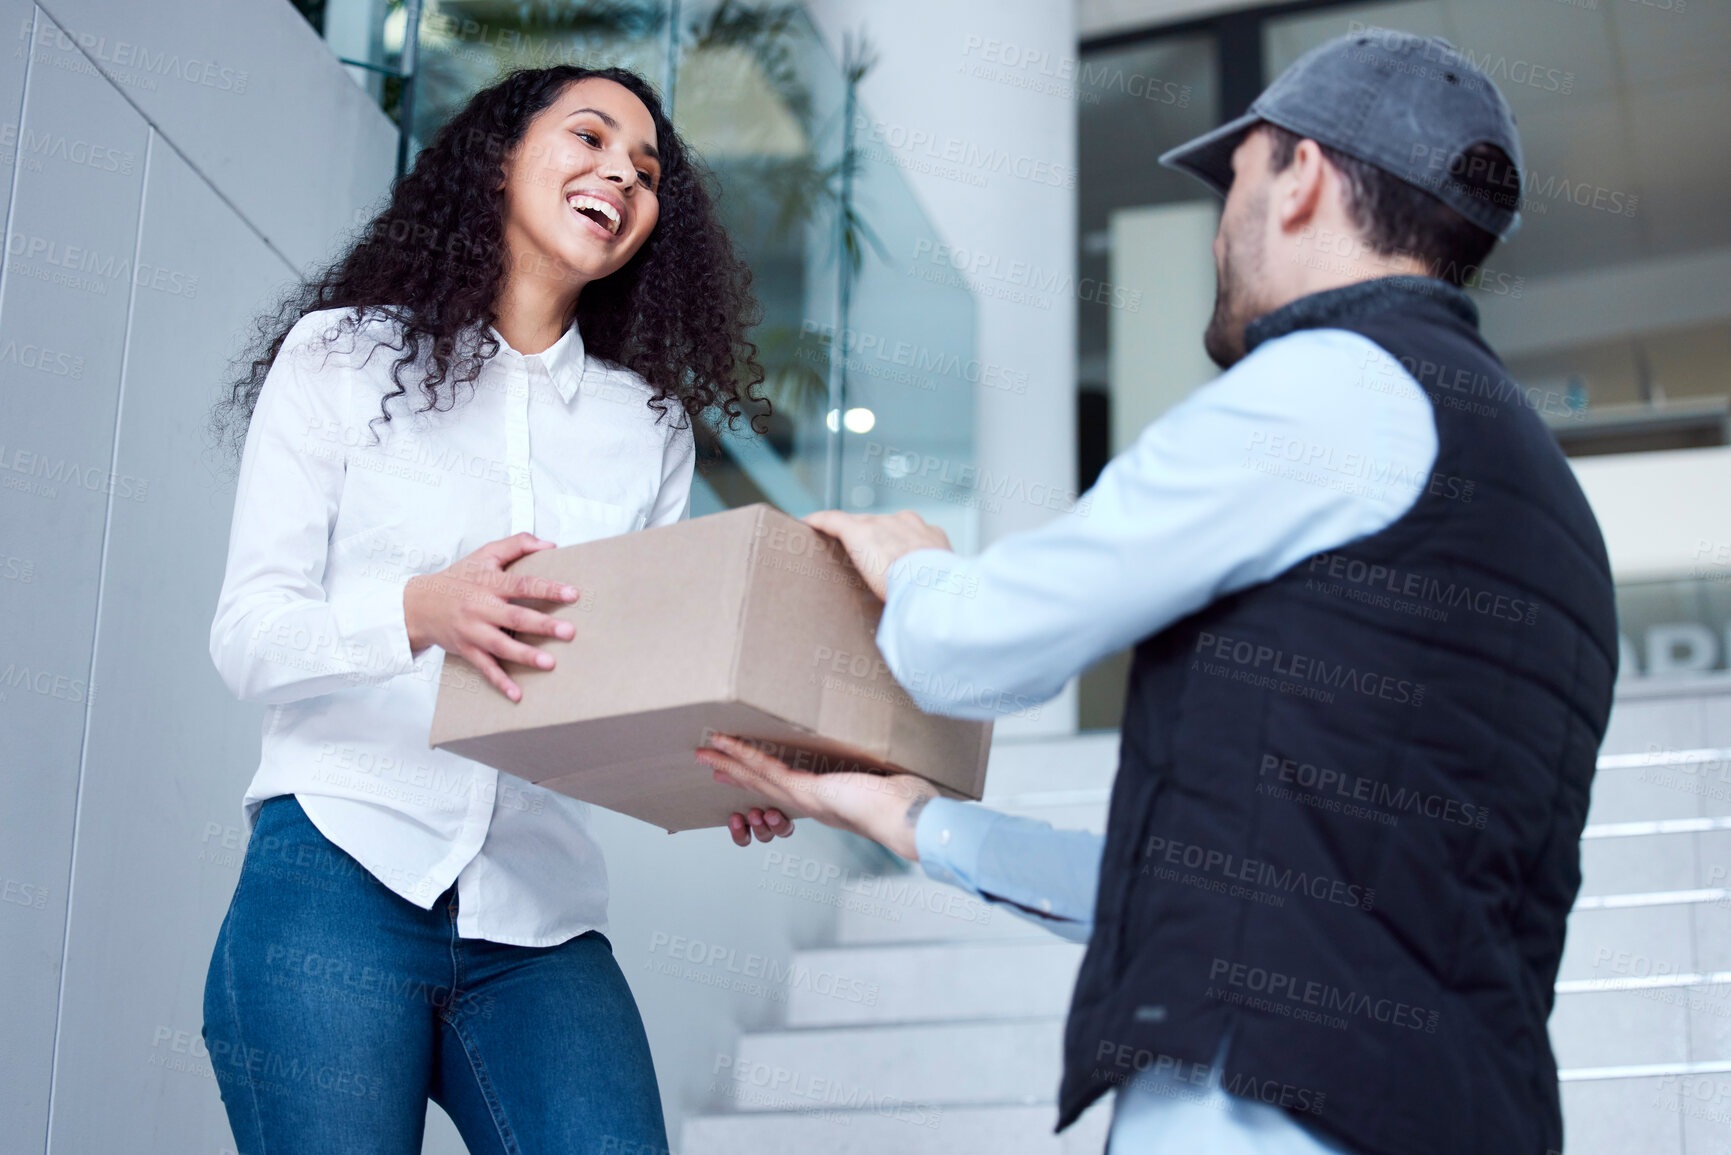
[{"x1": 1158, "y1": 111, "x2": 1262, "y2": 198}]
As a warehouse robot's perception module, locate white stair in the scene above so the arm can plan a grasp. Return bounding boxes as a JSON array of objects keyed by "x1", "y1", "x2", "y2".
[
  {"x1": 786, "y1": 941, "x2": 1084, "y2": 1027},
  {"x1": 681, "y1": 1103, "x2": 1113, "y2": 1155},
  {"x1": 730, "y1": 1019, "x2": 1065, "y2": 1105},
  {"x1": 682, "y1": 682, "x2": 1731, "y2": 1154},
  {"x1": 681, "y1": 731, "x2": 1115, "y2": 1154},
  {"x1": 1555, "y1": 677, "x2": 1731, "y2": 1155}
]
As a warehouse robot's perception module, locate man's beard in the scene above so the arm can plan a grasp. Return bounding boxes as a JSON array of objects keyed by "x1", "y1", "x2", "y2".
[{"x1": 1202, "y1": 208, "x2": 1265, "y2": 370}]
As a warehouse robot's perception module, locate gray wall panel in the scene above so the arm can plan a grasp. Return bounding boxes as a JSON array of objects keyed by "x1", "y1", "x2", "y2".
[
  {"x1": 0, "y1": 2, "x2": 395, "y2": 1150},
  {"x1": 0, "y1": 5, "x2": 146, "y2": 1141},
  {"x1": 0, "y1": 0, "x2": 39, "y2": 243},
  {"x1": 45, "y1": 134, "x2": 288, "y2": 1155},
  {"x1": 33, "y1": 0, "x2": 396, "y2": 271}
]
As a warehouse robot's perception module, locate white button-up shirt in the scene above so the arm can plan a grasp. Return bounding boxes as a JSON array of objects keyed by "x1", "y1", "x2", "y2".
[{"x1": 210, "y1": 306, "x2": 695, "y2": 946}]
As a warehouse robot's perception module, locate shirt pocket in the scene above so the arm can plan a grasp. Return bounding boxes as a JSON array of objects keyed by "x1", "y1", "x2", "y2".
[{"x1": 548, "y1": 492, "x2": 647, "y2": 547}]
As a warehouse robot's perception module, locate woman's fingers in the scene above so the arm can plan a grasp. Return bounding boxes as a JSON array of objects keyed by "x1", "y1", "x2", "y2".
[
  {"x1": 500, "y1": 570, "x2": 579, "y2": 604},
  {"x1": 467, "y1": 621, "x2": 556, "y2": 671},
  {"x1": 461, "y1": 645, "x2": 523, "y2": 703},
  {"x1": 497, "y1": 601, "x2": 575, "y2": 642},
  {"x1": 406, "y1": 535, "x2": 577, "y2": 701},
  {"x1": 719, "y1": 807, "x2": 793, "y2": 846}
]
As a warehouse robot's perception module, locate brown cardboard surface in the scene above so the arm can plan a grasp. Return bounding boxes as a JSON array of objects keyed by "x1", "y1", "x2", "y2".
[{"x1": 429, "y1": 504, "x2": 991, "y2": 832}]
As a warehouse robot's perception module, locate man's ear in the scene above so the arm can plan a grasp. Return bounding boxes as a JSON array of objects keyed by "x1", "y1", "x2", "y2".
[{"x1": 1275, "y1": 138, "x2": 1329, "y2": 236}]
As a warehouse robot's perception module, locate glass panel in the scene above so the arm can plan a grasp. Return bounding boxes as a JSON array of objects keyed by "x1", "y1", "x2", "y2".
[
  {"x1": 321, "y1": 0, "x2": 416, "y2": 120},
  {"x1": 829, "y1": 73, "x2": 980, "y2": 548},
  {"x1": 1264, "y1": 0, "x2": 1731, "y2": 455},
  {"x1": 1617, "y1": 575, "x2": 1731, "y2": 682},
  {"x1": 674, "y1": 2, "x2": 976, "y2": 528},
  {"x1": 671, "y1": 1, "x2": 835, "y2": 515},
  {"x1": 410, "y1": 0, "x2": 670, "y2": 156}
]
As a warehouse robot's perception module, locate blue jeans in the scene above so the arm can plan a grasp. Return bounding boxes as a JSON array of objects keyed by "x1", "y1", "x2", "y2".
[{"x1": 202, "y1": 795, "x2": 668, "y2": 1155}]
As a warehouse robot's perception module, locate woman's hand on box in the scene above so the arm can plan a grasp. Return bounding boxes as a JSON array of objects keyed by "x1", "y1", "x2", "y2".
[
  {"x1": 403, "y1": 532, "x2": 579, "y2": 702},
  {"x1": 697, "y1": 734, "x2": 937, "y2": 859}
]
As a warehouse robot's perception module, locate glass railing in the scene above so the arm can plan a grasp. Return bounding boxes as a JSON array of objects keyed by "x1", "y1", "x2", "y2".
[{"x1": 307, "y1": 0, "x2": 978, "y2": 537}]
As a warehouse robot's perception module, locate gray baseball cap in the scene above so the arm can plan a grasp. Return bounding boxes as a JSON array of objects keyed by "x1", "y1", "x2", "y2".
[{"x1": 1159, "y1": 29, "x2": 1526, "y2": 240}]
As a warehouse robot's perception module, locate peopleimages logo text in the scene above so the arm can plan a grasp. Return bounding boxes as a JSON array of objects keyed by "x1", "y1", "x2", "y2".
[
  {"x1": 1194, "y1": 630, "x2": 1427, "y2": 708},
  {"x1": 1142, "y1": 835, "x2": 1375, "y2": 911},
  {"x1": 1258, "y1": 754, "x2": 1490, "y2": 830},
  {"x1": 1206, "y1": 958, "x2": 1440, "y2": 1033}
]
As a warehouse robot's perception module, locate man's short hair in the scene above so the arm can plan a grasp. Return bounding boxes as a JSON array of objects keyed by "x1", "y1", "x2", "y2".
[{"x1": 1259, "y1": 123, "x2": 1507, "y2": 288}]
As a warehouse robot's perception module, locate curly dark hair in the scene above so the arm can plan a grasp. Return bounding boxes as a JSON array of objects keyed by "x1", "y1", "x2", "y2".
[{"x1": 214, "y1": 64, "x2": 766, "y2": 456}]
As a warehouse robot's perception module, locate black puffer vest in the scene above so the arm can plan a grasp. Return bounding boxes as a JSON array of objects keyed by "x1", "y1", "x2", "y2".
[{"x1": 1059, "y1": 277, "x2": 1617, "y2": 1155}]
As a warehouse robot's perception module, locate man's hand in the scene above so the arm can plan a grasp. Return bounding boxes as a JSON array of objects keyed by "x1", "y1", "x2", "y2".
[
  {"x1": 697, "y1": 734, "x2": 937, "y2": 859},
  {"x1": 803, "y1": 510, "x2": 952, "y2": 601},
  {"x1": 402, "y1": 532, "x2": 579, "y2": 702}
]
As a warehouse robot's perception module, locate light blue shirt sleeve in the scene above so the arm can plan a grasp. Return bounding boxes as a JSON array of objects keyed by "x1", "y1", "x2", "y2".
[
  {"x1": 913, "y1": 797, "x2": 1103, "y2": 943},
  {"x1": 876, "y1": 328, "x2": 1440, "y2": 718}
]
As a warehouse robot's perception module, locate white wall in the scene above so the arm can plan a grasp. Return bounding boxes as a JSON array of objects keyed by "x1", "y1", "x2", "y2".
[
  {"x1": 1572, "y1": 446, "x2": 1731, "y2": 582},
  {"x1": 0, "y1": 3, "x2": 394, "y2": 1152}
]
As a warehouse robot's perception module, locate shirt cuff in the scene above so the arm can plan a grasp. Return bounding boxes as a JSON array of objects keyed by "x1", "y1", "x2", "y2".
[
  {"x1": 330, "y1": 577, "x2": 418, "y2": 681},
  {"x1": 914, "y1": 796, "x2": 998, "y2": 895}
]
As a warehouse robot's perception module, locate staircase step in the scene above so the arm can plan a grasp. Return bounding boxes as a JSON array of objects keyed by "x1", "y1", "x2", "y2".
[
  {"x1": 1551, "y1": 983, "x2": 1731, "y2": 1071},
  {"x1": 680, "y1": 1097, "x2": 1114, "y2": 1155},
  {"x1": 832, "y1": 876, "x2": 1053, "y2": 946},
  {"x1": 1586, "y1": 759, "x2": 1718, "y2": 825},
  {"x1": 788, "y1": 940, "x2": 1086, "y2": 1027},
  {"x1": 1559, "y1": 903, "x2": 1731, "y2": 982},
  {"x1": 1580, "y1": 831, "x2": 1716, "y2": 897},
  {"x1": 730, "y1": 1019, "x2": 1066, "y2": 1107}
]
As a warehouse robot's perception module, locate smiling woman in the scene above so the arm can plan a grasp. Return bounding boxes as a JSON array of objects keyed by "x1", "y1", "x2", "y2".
[
  {"x1": 215, "y1": 65, "x2": 764, "y2": 451},
  {"x1": 494, "y1": 79, "x2": 667, "y2": 355},
  {"x1": 200, "y1": 64, "x2": 768, "y2": 1155}
]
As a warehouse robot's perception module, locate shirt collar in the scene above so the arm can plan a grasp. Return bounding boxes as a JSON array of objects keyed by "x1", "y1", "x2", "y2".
[
  {"x1": 483, "y1": 319, "x2": 588, "y2": 404},
  {"x1": 1243, "y1": 275, "x2": 1480, "y2": 356}
]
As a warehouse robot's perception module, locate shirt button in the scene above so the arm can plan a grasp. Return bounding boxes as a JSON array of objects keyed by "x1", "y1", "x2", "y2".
[
  {"x1": 1039, "y1": 898, "x2": 1053, "y2": 913},
  {"x1": 939, "y1": 829, "x2": 951, "y2": 846}
]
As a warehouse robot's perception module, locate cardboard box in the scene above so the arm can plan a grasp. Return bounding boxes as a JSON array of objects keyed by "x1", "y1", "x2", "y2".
[{"x1": 429, "y1": 503, "x2": 991, "y2": 832}]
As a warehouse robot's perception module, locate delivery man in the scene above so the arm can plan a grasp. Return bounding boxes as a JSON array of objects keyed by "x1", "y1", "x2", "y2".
[{"x1": 700, "y1": 29, "x2": 1618, "y2": 1155}]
